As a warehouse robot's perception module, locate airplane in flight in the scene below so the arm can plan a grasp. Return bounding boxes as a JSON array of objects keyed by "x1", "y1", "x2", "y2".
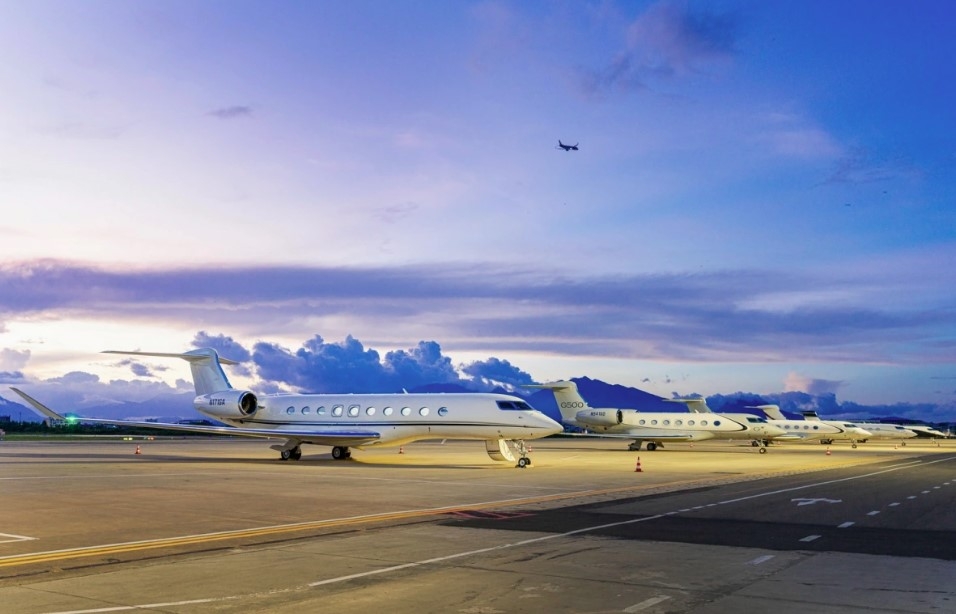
[
  {"x1": 525, "y1": 381, "x2": 786, "y2": 453},
  {"x1": 748, "y1": 404, "x2": 872, "y2": 446},
  {"x1": 11, "y1": 348, "x2": 562, "y2": 467},
  {"x1": 556, "y1": 140, "x2": 579, "y2": 151}
]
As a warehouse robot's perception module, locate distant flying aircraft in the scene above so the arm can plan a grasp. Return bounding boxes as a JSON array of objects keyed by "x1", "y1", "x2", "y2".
[
  {"x1": 525, "y1": 381, "x2": 785, "y2": 453},
  {"x1": 556, "y1": 140, "x2": 579, "y2": 151},
  {"x1": 11, "y1": 348, "x2": 562, "y2": 467}
]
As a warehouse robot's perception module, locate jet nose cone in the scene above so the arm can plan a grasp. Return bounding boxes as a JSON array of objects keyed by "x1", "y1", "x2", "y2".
[{"x1": 533, "y1": 412, "x2": 563, "y2": 435}]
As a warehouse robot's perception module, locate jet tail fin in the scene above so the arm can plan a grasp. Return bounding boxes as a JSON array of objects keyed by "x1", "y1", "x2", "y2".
[
  {"x1": 523, "y1": 380, "x2": 589, "y2": 422},
  {"x1": 749, "y1": 404, "x2": 785, "y2": 420},
  {"x1": 666, "y1": 397, "x2": 711, "y2": 413},
  {"x1": 102, "y1": 348, "x2": 236, "y2": 396}
]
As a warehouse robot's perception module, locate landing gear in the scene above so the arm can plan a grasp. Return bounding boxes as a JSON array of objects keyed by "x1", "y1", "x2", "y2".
[
  {"x1": 628, "y1": 441, "x2": 643, "y2": 451},
  {"x1": 331, "y1": 446, "x2": 352, "y2": 460},
  {"x1": 514, "y1": 440, "x2": 532, "y2": 468},
  {"x1": 851, "y1": 442, "x2": 858, "y2": 449},
  {"x1": 758, "y1": 446, "x2": 767, "y2": 454},
  {"x1": 645, "y1": 442, "x2": 660, "y2": 451},
  {"x1": 278, "y1": 445, "x2": 302, "y2": 461}
]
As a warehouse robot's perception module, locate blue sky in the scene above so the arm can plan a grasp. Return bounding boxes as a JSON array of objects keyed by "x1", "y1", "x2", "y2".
[{"x1": 0, "y1": 1, "x2": 954, "y2": 417}]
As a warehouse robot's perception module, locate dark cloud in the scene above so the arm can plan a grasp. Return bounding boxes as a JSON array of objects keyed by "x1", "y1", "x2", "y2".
[
  {"x1": 461, "y1": 356, "x2": 534, "y2": 390},
  {"x1": 208, "y1": 105, "x2": 253, "y2": 119},
  {"x1": 0, "y1": 370, "x2": 25, "y2": 384},
  {"x1": 1, "y1": 259, "x2": 953, "y2": 367},
  {"x1": 191, "y1": 332, "x2": 253, "y2": 376}
]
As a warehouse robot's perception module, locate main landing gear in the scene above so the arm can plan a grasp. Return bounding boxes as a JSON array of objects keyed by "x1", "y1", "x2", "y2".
[
  {"x1": 273, "y1": 442, "x2": 303, "y2": 461},
  {"x1": 331, "y1": 446, "x2": 352, "y2": 460},
  {"x1": 629, "y1": 441, "x2": 662, "y2": 451}
]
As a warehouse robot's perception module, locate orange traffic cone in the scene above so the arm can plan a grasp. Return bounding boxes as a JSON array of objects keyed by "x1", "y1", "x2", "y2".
[
  {"x1": 825, "y1": 447, "x2": 831, "y2": 456},
  {"x1": 134, "y1": 445, "x2": 141, "y2": 455},
  {"x1": 634, "y1": 456, "x2": 643, "y2": 472}
]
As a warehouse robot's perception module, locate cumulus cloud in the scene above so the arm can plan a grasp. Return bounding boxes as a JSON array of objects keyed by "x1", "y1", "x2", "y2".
[
  {"x1": 192, "y1": 331, "x2": 253, "y2": 376},
  {"x1": 783, "y1": 371, "x2": 845, "y2": 396},
  {"x1": 580, "y1": 0, "x2": 739, "y2": 96}
]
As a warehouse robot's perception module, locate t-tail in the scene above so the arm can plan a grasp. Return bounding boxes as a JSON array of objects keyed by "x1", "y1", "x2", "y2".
[
  {"x1": 102, "y1": 348, "x2": 237, "y2": 395},
  {"x1": 523, "y1": 380, "x2": 590, "y2": 423}
]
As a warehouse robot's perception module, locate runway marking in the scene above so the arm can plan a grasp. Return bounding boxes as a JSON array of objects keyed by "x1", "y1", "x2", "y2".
[
  {"x1": 0, "y1": 533, "x2": 36, "y2": 544},
  {"x1": 867, "y1": 511, "x2": 880, "y2": 516},
  {"x1": 0, "y1": 476, "x2": 748, "y2": 569},
  {"x1": 27, "y1": 456, "x2": 956, "y2": 614},
  {"x1": 889, "y1": 502, "x2": 900, "y2": 507},
  {"x1": 837, "y1": 522, "x2": 854, "y2": 528},
  {"x1": 746, "y1": 555, "x2": 775, "y2": 565},
  {"x1": 907, "y1": 496, "x2": 917, "y2": 499},
  {"x1": 799, "y1": 535, "x2": 821, "y2": 542},
  {"x1": 923, "y1": 490, "x2": 931, "y2": 494},
  {"x1": 623, "y1": 595, "x2": 672, "y2": 612}
]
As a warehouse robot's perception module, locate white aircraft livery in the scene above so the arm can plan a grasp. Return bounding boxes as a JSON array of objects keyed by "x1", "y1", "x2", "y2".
[
  {"x1": 11, "y1": 348, "x2": 562, "y2": 467},
  {"x1": 526, "y1": 380, "x2": 786, "y2": 453},
  {"x1": 749, "y1": 404, "x2": 872, "y2": 444}
]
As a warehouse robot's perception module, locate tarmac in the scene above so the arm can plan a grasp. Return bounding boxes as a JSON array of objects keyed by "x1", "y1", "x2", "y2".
[{"x1": 1, "y1": 436, "x2": 954, "y2": 613}]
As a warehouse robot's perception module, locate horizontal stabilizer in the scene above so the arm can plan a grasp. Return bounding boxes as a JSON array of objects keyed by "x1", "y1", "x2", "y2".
[{"x1": 102, "y1": 349, "x2": 239, "y2": 365}]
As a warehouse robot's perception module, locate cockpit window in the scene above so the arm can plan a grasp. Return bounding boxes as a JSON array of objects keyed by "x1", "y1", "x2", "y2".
[{"x1": 497, "y1": 400, "x2": 534, "y2": 410}]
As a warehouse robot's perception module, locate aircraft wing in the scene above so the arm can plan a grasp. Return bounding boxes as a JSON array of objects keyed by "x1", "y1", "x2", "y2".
[{"x1": 10, "y1": 387, "x2": 381, "y2": 447}]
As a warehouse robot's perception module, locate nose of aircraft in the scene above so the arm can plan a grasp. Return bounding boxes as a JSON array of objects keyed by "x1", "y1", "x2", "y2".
[{"x1": 533, "y1": 411, "x2": 563, "y2": 436}]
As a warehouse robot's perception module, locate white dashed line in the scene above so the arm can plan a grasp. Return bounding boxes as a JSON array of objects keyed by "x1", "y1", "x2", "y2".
[
  {"x1": 867, "y1": 511, "x2": 880, "y2": 516},
  {"x1": 889, "y1": 502, "x2": 900, "y2": 507},
  {"x1": 746, "y1": 555, "x2": 775, "y2": 565},
  {"x1": 624, "y1": 596, "x2": 672, "y2": 612},
  {"x1": 838, "y1": 522, "x2": 855, "y2": 528},
  {"x1": 799, "y1": 535, "x2": 821, "y2": 542}
]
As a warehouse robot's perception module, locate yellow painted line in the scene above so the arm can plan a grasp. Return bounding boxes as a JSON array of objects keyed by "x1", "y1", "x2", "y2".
[{"x1": 0, "y1": 459, "x2": 875, "y2": 569}]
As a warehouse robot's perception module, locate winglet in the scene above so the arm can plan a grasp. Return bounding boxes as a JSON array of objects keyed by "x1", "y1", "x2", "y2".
[{"x1": 9, "y1": 387, "x2": 67, "y2": 422}]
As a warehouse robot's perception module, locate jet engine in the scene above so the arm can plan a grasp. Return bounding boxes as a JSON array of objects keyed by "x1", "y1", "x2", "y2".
[
  {"x1": 194, "y1": 390, "x2": 259, "y2": 419},
  {"x1": 575, "y1": 408, "x2": 623, "y2": 427}
]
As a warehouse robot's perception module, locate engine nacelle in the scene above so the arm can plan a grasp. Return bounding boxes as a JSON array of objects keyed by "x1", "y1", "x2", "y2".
[
  {"x1": 194, "y1": 390, "x2": 259, "y2": 419},
  {"x1": 575, "y1": 408, "x2": 623, "y2": 428}
]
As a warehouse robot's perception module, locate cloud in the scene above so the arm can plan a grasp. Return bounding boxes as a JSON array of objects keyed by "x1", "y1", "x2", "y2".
[
  {"x1": 191, "y1": 331, "x2": 253, "y2": 376},
  {"x1": 0, "y1": 348, "x2": 30, "y2": 371},
  {"x1": 783, "y1": 371, "x2": 845, "y2": 396},
  {"x1": 580, "y1": 0, "x2": 739, "y2": 96},
  {"x1": 207, "y1": 105, "x2": 253, "y2": 119},
  {"x1": 1, "y1": 257, "x2": 954, "y2": 368}
]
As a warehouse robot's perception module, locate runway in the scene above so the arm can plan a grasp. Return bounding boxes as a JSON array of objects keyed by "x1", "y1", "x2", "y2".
[{"x1": 1, "y1": 437, "x2": 954, "y2": 613}]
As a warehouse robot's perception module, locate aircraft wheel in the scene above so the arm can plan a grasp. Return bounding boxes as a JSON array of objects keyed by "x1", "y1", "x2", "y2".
[
  {"x1": 516, "y1": 457, "x2": 530, "y2": 468},
  {"x1": 331, "y1": 446, "x2": 350, "y2": 460},
  {"x1": 759, "y1": 447, "x2": 767, "y2": 454},
  {"x1": 280, "y1": 449, "x2": 293, "y2": 461},
  {"x1": 290, "y1": 447, "x2": 302, "y2": 461},
  {"x1": 901, "y1": 442, "x2": 906, "y2": 447},
  {"x1": 751, "y1": 440, "x2": 759, "y2": 447},
  {"x1": 646, "y1": 442, "x2": 657, "y2": 451},
  {"x1": 852, "y1": 443, "x2": 858, "y2": 449}
]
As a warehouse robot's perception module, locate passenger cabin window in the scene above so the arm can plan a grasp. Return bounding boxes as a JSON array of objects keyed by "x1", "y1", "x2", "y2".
[
  {"x1": 302, "y1": 407, "x2": 311, "y2": 414},
  {"x1": 419, "y1": 407, "x2": 429, "y2": 416},
  {"x1": 332, "y1": 405, "x2": 344, "y2": 417},
  {"x1": 366, "y1": 407, "x2": 376, "y2": 416},
  {"x1": 348, "y1": 405, "x2": 360, "y2": 417},
  {"x1": 383, "y1": 407, "x2": 393, "y2": 416},
  {"x1": 286, "y1": 406, "x2": 295, "y2": 415},
  {"x1": 401, "y1": 407, "x2": 411, "y2": 416},
  {"x1": 316, "y1": 406, "x2": 326, "y2": 415},
  {"x1": 713, "y1": 420, "x2": 721, "y2": 426},
  {"x1": 688, "y1": 420, "x2": 695, "y2": 425},
  {"x1": 438, "y1": 407, "x2": 448, "y2": 417}
]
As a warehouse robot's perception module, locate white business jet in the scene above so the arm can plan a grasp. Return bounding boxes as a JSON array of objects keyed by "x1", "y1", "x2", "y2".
[
  {"x1": 11, "y1": 348, "x2": 562, "y2": 467},
  {"x1": 794, "y1": 410, "x2": 874, "y2": 448},
  {"x1": 525, "y1": 381, "x2": 786, "y2": 453},
  {"x1": 748, "y1": 404, "x2": 872, "y2": 445},
  {"x1": 853, "y1": 422, "x2": 918, "y2": 444}
]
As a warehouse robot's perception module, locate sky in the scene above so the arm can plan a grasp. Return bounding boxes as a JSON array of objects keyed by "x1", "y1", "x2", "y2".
[{"x1": 0, "y1": 1, "x2": 954, "y2": 419}]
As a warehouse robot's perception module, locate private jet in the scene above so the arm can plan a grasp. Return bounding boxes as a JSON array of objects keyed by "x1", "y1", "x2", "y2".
[
  {"x1": 796, "y1": 411, "x2": 874, "y2": 448},
  {"x1": 750, "y1": 404, "x2": 872, "y2": 446},
  {"x1": 853, "y1": 422, "x2": 918, "y2": 444},
  {"x1": 11, "y1": 348, "x2": 562, "y2": 467},
  {"x1": 557, "y1": 140, "x2": 579, "y2": 151},
  {"x1": 525, "y1": 381, "x2": 785, "y2": 453}
]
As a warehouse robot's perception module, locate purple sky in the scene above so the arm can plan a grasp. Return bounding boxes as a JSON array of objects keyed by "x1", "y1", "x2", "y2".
[{"x1": 0, "y1": 1, "x2": 954, "y2": 416}]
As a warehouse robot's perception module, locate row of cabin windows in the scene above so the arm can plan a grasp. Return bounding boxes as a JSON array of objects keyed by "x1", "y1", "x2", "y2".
[
  {"x1": 285, "y1": 405, "x2": 449, "y2": 418},
  {"x1": 783, "y1": 424, "x2": 821, "y2": 430},
  {"x1": 636, "y1": 418, "x2": 722, "y2": 427}
]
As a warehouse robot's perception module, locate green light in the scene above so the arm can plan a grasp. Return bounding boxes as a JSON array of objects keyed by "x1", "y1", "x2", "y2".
[{"x1": 65, "y1": 414, "x2": 79, "y2": 425}]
